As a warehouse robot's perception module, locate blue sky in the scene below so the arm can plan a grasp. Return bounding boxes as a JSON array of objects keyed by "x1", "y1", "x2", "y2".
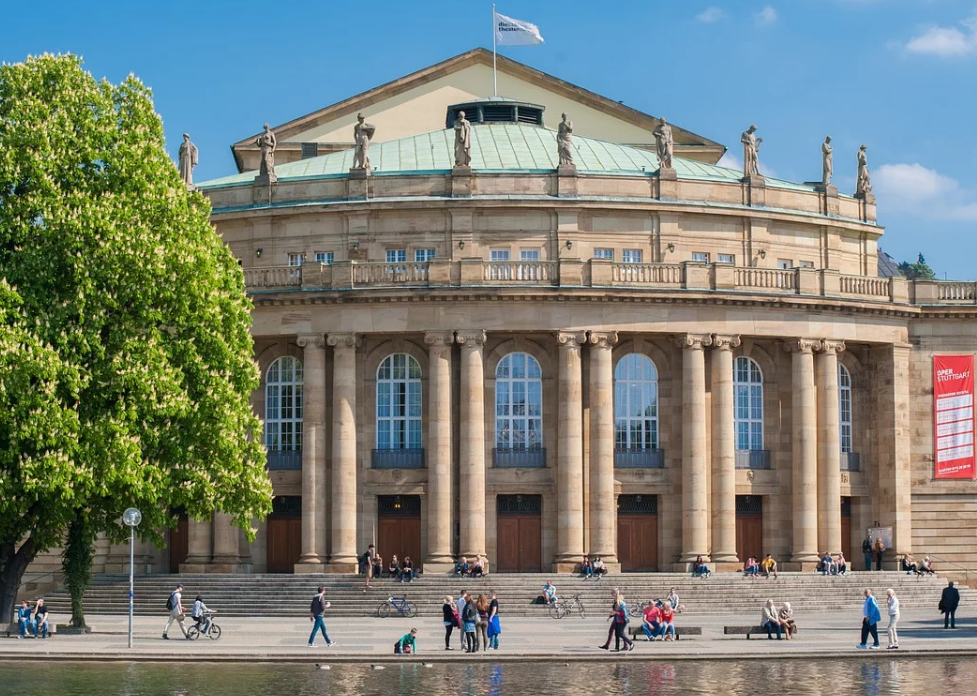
[{"x1": 3, "y1": 0, "x2": 976, "y2": 278}]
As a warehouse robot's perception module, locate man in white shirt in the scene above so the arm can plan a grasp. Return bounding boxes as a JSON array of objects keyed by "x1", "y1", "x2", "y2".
[{"x1": 163, "y1": 583, "x2": 188, "y2": 640}]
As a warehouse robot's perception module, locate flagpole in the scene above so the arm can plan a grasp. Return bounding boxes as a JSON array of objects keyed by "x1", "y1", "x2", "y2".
[{"x1": 492, "y1": 3, "x2": 497, "y2": 96}]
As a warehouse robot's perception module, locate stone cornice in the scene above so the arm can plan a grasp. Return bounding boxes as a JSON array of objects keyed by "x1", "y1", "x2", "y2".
[
  {"x1": 711, "y1": 334, "x2": 742, "y2": 350},
  {"x1": 326, "y1": 332, "x2": 362, "y2": 349},
  {"x1": 554, "y1": 331, "x2": 588, "y2": 348},
  {"x1": 587, "y1": 331, "x2": 619, "y2": 349},
  {"x1": 674, "y1": 333, "x2": 713, "y2": 350}
]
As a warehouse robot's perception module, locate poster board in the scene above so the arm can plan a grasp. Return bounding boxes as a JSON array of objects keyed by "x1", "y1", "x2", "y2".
[{"x1": 933, "y1": 355, "x2": 976, "y2": 479}]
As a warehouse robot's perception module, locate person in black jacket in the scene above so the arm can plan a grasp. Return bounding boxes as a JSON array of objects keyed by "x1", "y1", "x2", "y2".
[
  {"x1": 940, "y1": 580, "x2": 961, "y2": 629},
  {"x1": 441, "y1": 596, "x2": 458, "y2": 650},
  {"x1": 308, "y1": 586, "x2": 336, "y2": 647}
]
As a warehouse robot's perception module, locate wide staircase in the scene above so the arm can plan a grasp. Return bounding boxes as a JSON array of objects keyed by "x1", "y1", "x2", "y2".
[{"x1": 40, "y1": 571, "x2": 966, "y2": 619}]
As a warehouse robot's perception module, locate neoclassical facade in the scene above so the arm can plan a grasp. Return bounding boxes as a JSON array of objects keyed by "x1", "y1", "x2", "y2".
[{"x1": 33, "y1": 49, "x2": 977, "y2": 579}]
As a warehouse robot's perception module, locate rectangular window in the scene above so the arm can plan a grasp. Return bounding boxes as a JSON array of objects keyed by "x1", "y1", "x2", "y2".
[
  {"x1": 414, "y1": 248, "x2": 436, "y2": 262},
  {"x1": 287, "y1": 253, "x2": 304, "y2": 267},
  {"x1": 718, "y1": 253, "x2": 735, "y2": 264},
  {"x1": 314, "y1": 252, "x2": 334, "y2": 265},
  {"x1": 692, "y1": 252, "x2": 710, "y2": 263},
  {"x1": 777, "y1": 259, "x2": 792, "y2": 270},
  {"x1": 300, "y1": 142, "x2": 319, "y2": 159},
  {"x1": 593, "y1": 248, "x2": 614, "y2": 260},
  {"x1": 385, "y1": 249, "x2": 406, "y2": 263},
  {"x1": 520, "y1": 248, "x2": 541, "y2": 261},
  {"x1": 490, "y1": 249, "x2": 510, "y2": 261},
  {"x1": 622, "y1": 249, "x2": 643, "y2": 263},
  {"x1": 799, "y1": 260, "x2": 814, "y2": 268}
]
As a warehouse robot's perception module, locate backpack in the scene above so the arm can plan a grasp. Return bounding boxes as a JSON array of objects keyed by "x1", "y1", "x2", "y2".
[{"x1": 166, "y1": 592, "x2": 176, "y2": 611}]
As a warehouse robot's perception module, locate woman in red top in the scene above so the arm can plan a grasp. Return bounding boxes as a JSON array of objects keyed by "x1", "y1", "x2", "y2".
[
  {"x1": 659, "y1": 601, "x2": 676, "y2": 641},
  {"x1": 641, "y1": 601, "x2": 662, "y2": 640}
]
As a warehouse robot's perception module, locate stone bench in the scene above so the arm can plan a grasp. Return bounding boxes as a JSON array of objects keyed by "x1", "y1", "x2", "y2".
[
  {"x1": 724, "y1": 624, "x2": 795, "y2": 639},
  {"x1": 628, "y1": 625, "x2": 701, "y2": 640},
  {"x1": 5, "y1": 622, "x2": 56, "y2": 638}
]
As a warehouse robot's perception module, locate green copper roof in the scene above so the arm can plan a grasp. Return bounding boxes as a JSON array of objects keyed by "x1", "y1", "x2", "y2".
[{"x1": 197, "y1": 123, "x2": 816, "y2": 193}]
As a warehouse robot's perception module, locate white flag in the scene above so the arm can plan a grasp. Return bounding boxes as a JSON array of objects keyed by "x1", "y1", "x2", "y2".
[{"x1": 494, "y1": 11, "x2": 544, "y2": 46}]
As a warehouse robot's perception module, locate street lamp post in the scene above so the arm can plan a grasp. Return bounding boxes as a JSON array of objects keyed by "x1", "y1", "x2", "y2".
[{"x1": 122, "y1": 508, "x2": 142, "y2": 649}]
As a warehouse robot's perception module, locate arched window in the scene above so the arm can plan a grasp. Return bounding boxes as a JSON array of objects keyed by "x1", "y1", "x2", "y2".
[
  {"x1": 376, "y1": 354, "x2": 422, "y2": 450},
  {"x1": 495, "y1": 353, "x2": 543, "y2": 450},
  {"x1": 839, "y1": 364, "x2": 853, "y2": 454},
  {"x1": 614, "y1": 353, "x2": 659, "y2": 451},
  {"x1": 265, "y1": 356, "x2": 303, "y2": 451},
  {"x1": 734, "y1": 356, "x2": 763, "y2": 450}
]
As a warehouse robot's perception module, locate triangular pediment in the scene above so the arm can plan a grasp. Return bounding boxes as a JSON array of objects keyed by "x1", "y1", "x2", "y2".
[{"x1": 230, "y1": 48, "x2": 725, "y2": 173}]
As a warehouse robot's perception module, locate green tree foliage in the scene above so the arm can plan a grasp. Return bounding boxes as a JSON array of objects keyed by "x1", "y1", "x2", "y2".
[
  {"x1": 0, "y1": 54, "x2": 272, "y2": 622},
  {"x1": 898, "y1": 253, "x2": 937, "y2": 280}
]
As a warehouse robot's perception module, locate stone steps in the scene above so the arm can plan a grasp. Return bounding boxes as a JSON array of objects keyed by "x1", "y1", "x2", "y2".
[{"x1": 37, "y1": 572, "x2": 964, "y2": 618}]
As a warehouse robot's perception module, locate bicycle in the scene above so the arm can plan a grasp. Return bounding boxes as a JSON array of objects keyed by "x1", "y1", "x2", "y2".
[
  {"x1": 186, "y1": 612, "x2": 222, "y2": 641},
  {"x1": 377, "y1": 596, "x2": 417, "y2": 618},
  {"x1": 629, "y1": 601, "x2": 653, "y2": 619},
  {"x1": 548, "y1": 594, "x2": 586, "y2": 619}
]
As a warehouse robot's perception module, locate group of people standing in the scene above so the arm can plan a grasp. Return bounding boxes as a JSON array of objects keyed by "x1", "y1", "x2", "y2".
[
  {"x1": 15, "y1": 598, "x2": 49, "y2": 639},
  {"x1": 443, "y1": 590, "x2": 500, "y2": 652}
]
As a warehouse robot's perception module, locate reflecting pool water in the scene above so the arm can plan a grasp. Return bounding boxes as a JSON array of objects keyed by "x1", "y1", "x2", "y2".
[{"x1": 0, "y1": 658, "x2": 974, "y2": 696}]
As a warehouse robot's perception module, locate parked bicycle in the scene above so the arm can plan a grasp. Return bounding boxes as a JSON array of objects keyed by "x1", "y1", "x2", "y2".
[
  {"x1": 186, "y1": 612, "x2": 222, "y2": 641},
  {"x1": 629, "y1": 601, "x2": 653, "y2": 618},
  {"x1": 377, "y1": 596, "x2": 417, "y2": 618},
  {"x1": 549, "y1": 594, "x2": 586, "y2": 619}
]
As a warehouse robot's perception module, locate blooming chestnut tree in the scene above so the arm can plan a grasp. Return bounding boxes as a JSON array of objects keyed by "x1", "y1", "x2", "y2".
[{"x1": 0, "y1": 54, "x2": 272, "y2": 622}]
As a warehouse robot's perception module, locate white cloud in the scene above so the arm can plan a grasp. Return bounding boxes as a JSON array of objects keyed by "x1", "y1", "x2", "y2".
[
  {"x1": 718, "y1": 151, "x2": 742, "y2": 172},
  {"x1": 696, "y1": 7, "x2": 725, "y2": 23},
  {"x1": 906, "y1": 14, "x2": 977, "y2": 57},
  {"x1": 875, "y1": 163, "x2": 977, "y2": 221},
  {"x1": 755, "y1": 5, "x2": 778, "y2": 26}
]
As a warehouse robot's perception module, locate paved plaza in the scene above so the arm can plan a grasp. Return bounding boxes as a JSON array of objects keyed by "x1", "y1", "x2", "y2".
[{"x1": 2, "y1": 609, "x2": 975, "y2": 662}]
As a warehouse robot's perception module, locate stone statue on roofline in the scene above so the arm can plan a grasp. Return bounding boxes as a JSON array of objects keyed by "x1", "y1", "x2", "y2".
[
  {"x1": 454, "y1": 110, "x2": 472, "y2": 167},
  {"x1": 254, "y1": 123, "x2": 277, "y2": 183},
  {"x1": 654, "y1": 117, "x2": 674, "y2": 170},
  {"x1": 856, "y1": 144, "x2": 872, "y2": 196},
  {"x1": 741, "y1": 124, "x2": 762, "y2": 178},
  {"x1": 352, "y1": 113, "x2": 376, "y2": 171},
  {"x1": 178, "y1": 133, "x2": 198, "y2": 190},
  {"x1": 822, "y1": 136, "x2": 833, "y2": 186},
  {"x1": 557, "y1": 113, "x2": 574, "y2": 167}
]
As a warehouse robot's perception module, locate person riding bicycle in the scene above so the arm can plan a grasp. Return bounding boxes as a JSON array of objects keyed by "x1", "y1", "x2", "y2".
[{"x1": 191, "y1": 595, "x2": 215, "y2": 635}]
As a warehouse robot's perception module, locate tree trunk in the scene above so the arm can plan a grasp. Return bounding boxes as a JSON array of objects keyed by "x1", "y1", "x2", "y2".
[
  {"x1": 0, "y1": 538, "x2": 38, "y2": 624},
  {"x1": 63, "y1": 515, "x2": 95, "y2": 629}
]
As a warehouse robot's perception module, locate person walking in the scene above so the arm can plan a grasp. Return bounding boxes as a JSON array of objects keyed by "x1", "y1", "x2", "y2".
[
  {"x1": 487, "y1": 590, "x2": 501, "y2": 650},
  {"x1": 940, "y1": 580, "x2": 960, "y2": 629},
  {"x1": 308, "y1": 586, "x2": 336, "y2": 647},
  {"x1": 862, "y1": 534, "x2": 873, "y2": 571},
  {"x1": 886, "y1": 588, "x2": 900, "y2": 649},
  {"x1": 162, "y1": 583, "x2": 188, "y2": 640},
  {"x1": 442, "y1": 596, "x2": 458, "y2": 650},
  {"x1": 598, "y1": 588, "x2": 621, "y2": 649},
  {"x1": 761, "y1": 599, "x2": 782, "y2": 640},
  {"x1": 613, "y1": 593, "x2": 634, "y2": 651},
  {"x1": 857, "y1": 588, "x2": 881, "y2": 649},
  {"x1": 874, "y1": 537, "x2": 885, "y2": 571}
]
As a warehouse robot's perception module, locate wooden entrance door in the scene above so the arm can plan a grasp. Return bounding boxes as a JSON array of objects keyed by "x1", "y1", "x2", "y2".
[
  {"x1": 377, "y1": 496, "x2": 422, "y2": 568},
  {"x1": 735, "y1": 495, "x2": 764, "y2": 562},
  {"x1": 617, "y1": 495, "x2": 658, "y2": 571},
  {"x1": 168, "y1": 514, "x2": 188, "y2": 574},
  {"x1": 496, "y1": 495, "x2": 542, "y2": 572},
  {"x1": 841, "y1": 497, "x2": 853, "y2": 561},
  {"x1": 266, "y1": 496, "x2": 302, "y2": 573}
]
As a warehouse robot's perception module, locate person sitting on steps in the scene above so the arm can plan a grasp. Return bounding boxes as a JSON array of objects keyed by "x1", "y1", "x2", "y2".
[
  {"x1": 581, "y1": 555, "x2": 594, "y2": 579},
  {"x1": 902, "y1": 554, "x2": 918, "y2": 575},
  {"x1": 592, "y1": 556, "x2": 607, "y2": 579},
  {"x1": 400, "y1": 555, "x2": 415, "y2": 583},
  {"x1": 470, "y1": 555, "x2": 486, "y2": 578},
  {"x1": 762, "y1": 554, "x2": 779, "y2": 579},
  {"x1": 692, "y1": 554, "x2": 711, "y2": 578},
  {"x1": 388, "y1": 554, "x2": 400, "y2": 579},
  {"x1": 744, "y1": 556, "x2": 760, "y2": 578},
  {"x1": 917, "y1": 556, "x2": 936, "y2": 576},
  {"x1": 455, "y1": 556, "x2": 470, "y2": 576}
]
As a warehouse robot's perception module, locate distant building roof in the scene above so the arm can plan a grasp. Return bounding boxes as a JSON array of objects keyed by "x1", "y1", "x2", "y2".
[{"x1": 878, "y1": 248, "x2": 903, "y2": 278}]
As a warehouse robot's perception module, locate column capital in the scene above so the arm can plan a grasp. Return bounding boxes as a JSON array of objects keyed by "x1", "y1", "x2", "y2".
[
  {"x1": 326, "y1": 332, "x2": 362, "y2": 349},
  {"x1": 674, "y1": 333, "x2": 712, "y2": 350},
  {"x1": 819, "y1": 339, "x2": 846, "y2": 355},
  {"x1": 554, "y1": 331, "x2": 588, "y2": 348},
  {"x1": 297, "y1": 334, "x2": 325, "y2": 349},
  {"x1": 587, "y1": 331, "x2": 619, "y2": 349},
  {"x1": 711, "y1": 334, "x2": 741, "y2": 351},
  {"x1": 783, "y1": 338, "x2": 820, "y2": 354},
  {"x1": 424, "y1": 331, "x2": 455, "y2": 349},
  {"x1": 455, "y1": 330, "x2": 486, "y2": 348}
]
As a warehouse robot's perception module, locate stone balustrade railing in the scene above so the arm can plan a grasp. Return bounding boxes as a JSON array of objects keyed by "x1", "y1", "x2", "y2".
[{"x1": 242, "y1": 260, "x2": 977, "y2": 306}]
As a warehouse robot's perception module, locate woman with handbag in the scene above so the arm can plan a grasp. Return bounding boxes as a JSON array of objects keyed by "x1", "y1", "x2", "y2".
[{"x1": 441, "y1": 596, "x2": 458, "y2": 650}]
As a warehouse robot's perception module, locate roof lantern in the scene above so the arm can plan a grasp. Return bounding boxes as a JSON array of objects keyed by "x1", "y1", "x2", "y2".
[{"x1": 446, "y1": 97, "x2": 545, "y2": 128}]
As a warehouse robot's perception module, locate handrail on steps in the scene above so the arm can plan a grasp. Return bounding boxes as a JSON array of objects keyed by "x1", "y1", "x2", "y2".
[{"x1": 919, "y1": 555, "x2": 975, "y2": 587}]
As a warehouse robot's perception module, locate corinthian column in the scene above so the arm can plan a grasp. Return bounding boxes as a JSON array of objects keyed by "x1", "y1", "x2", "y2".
[
  {"x1": 588, "y1": 331, "x2": 619, "y2": 566},
  {"x1": 424, "y1": 331, "x2": 455, "y2": 571},
  {"x1": 677, "y1": 334, "x2": 711, "y2": 564},
  {"x1": 786, "y1": 338, "x2": 820, "y2": 568},
  {"x1": 554, "y1": 331, "x2": 588, "y2": 571},
  {"x1": 295, "y1": 334, "x2": 326, "y2": 571},
  {"x1": 327, "y1": 332, "x2": 360, "y2": 571},
  {"x1": 818, "y1": 340, "x2": 845, "y2": 556},
  {"x1": 711, "y1": 334, "x2": 740, "y2": 565},
  {"x1": 457, "y1": 330, "x2": 486, "y2": 560}
]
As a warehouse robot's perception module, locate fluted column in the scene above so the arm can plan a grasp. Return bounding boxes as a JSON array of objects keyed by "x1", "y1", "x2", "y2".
[
  {"x1": 588, "y1": 331, "x2": 619, "y2": 565},
  {"x1": 787, "y1": 338, "x2": 820, "y2": 567},
  {"x1": 424, "y1": 331, "x2": 455, "y2": 570},
  {"x1": 711, "y1": 334, "x2": 740, "y2": 565},
  {"x1": 677, "y1": 334, "x2": 711, "y2": 564},
  {"x1": 296, "y1": 334, "x2": 326, "y2": 570},
  {"x1": 554, "y1": 331, "x2": 587, "y2": 570},
  {"x1": 327, "y1": 332, "x2": 360, "y2": 571},
  {"x1": 457, "y1": 330, "x2": 486, "y2": 560},
  {"x1": 210, "y1": 512, "x2": 242, "y2": 570},
  {"x1": 818, "y1": 340, "x2": 845, "y2": 555}
]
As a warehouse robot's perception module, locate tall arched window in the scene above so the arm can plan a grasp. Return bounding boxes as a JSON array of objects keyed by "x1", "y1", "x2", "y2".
[
  {"x1": 734, "y1": 356, "x2": 763, "y2": 450},
  {"x1": 495, "y1": 353, "x2": 543, "y2": 450},
  {"x1": 265, "y1": 356, "x2": 303, "y2": 452},
  {"x1": 376, "y1": 354, "x2": 422, "y2": 450},
  {"x1": 839, "y1": 364, "x2": 853, "y2": 454},
  {"x1": 614, "y1": 353, "x2": 659, "y2": 451}
]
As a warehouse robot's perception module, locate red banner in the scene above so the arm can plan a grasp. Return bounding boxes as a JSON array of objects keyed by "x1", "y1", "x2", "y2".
[{"x1": 934, "y1": 354, "x2": 976, "y2": 479}]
